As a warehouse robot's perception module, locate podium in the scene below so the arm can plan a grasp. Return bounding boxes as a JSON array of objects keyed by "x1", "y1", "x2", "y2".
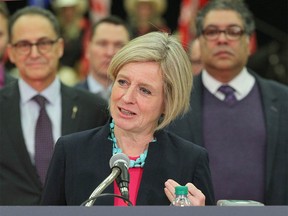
[{"x1": 0, "y1": 206, "x2": 287, "y2": 216}]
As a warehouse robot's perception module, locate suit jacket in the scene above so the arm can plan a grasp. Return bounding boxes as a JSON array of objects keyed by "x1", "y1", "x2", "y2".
[
  {"x1": 41, "y1": 121, "x2": 215, "y2": 206},
  {"x1": 0, "y1": 81, "x2": 110, "y2": 205},
  {"x1": 167, "y1": 70, "x2": 288, "y2": 205},
  {"x1": 4, "y1": 73, "x2": 17, "y2": 86}
]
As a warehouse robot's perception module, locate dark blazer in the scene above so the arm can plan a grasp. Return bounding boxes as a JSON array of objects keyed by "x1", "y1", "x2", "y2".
[
  {"x1": 167, "y1": 70, "x2": 288, "y2": 205},
  {"x1": 41, "y1": 121, "x2": 215, "y2": 206},
  {"x1": 0, "y1": 81, "x2": 110, "y2": 205},
  {"x1": 4, "y1": 73, "x2": 17, "y2": 86}
]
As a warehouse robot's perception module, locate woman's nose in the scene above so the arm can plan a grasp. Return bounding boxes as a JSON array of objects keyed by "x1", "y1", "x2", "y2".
[{"x1": 122, "y1": 87, "x2": 136, "y2": 103}]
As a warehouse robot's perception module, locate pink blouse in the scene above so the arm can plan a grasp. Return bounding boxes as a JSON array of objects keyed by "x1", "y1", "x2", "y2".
[{"x1": 114, "y1": 157, "x2": 143, "y2": 206}]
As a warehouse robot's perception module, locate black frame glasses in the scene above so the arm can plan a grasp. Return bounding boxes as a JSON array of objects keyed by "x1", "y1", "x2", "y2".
[
  {"x1": 202, "y1": 26, "x2": 245, "y2": 41},
  {"x1": 11, "y1": 38, "x2": 60, "y2": 55}
]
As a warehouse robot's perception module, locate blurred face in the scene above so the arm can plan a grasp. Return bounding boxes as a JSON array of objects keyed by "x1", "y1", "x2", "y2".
[
  {"x1": 110, "y1": 62, "x2": 165, "y2": 134},
  {"x1": 8, "y1": 14, "x2": 63, "y2": 90},
  {"x1": 0, "y1": 14, "x2": 8, "y2": 60},
  {"x1": 87, "y1": 23, "x2": 129, "y2": 82},
  {"x1": 137, "y1": 2, "x2": 154, "y2": 20},
  {"x1": 60, "y1": 6, "x2": 77, "y2": 23},
  {"x1": 189, "y1": 39, "x2": 202, "y2": 75},
  {"x1": 199, "y1": 10, "x2": 250, "y2": 78}
]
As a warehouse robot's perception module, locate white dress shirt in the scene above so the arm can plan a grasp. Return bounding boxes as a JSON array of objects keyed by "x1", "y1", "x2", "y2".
[
  {"x1": 87, "y1": 74, "x2": 112, "y2": 100},
  {"x1": 202, "y1": 67, "x2": 255, "y2": 101},
  {"x1": 19, "y1": 78, "x2": 61, "y2": 163}
]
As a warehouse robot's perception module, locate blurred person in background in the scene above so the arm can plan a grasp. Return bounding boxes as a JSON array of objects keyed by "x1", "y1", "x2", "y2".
[
  {"x1": 0, "y1": 2, "x2": 17, "y2": 88},
  {"x1": 124, "y1": 0, "x2": 169, "y2": 38},
  {"x1": 52, "y1": 0, "x2": 89, "y2": 85},
  {"x1": 75, "y1": 16, "x2": 130, "y2": 101}
]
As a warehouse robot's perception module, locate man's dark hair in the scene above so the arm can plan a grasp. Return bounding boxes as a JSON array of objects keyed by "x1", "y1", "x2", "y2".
[
  {"x1": 90, "y1": 15, "x2": 131, "y2": 40},
  {"x1": 8, "y1": 6, "x2": 61, "y2": 42},
  {"x1": 195, "y1": 0, "x2": 255, "y2": 37}
]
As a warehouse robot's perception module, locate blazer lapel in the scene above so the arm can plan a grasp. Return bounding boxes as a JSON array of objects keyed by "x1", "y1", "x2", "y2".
[
  {"x1": 190, "y1": 74, "x2": 205, "y2": 146},
  {"x1": 61, "y1": 84, "x2": 79, "y2": 135}
]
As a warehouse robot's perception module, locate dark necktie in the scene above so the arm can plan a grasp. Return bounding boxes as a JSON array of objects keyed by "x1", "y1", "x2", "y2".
[
  {"x1": 33, "y1": 95, "x2": 54, "y2": 185},
  {"x1": 218, "y1": 85, "x2": 237, "y2": 106}
]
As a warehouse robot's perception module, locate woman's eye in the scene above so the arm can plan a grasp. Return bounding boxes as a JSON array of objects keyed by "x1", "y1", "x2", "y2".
[
  {"x1": 117, "y1": 79, "x2": 127, "y2": 86},
  {"x1": 140, "y1": 87, "x2": 151, "y2": 95}
]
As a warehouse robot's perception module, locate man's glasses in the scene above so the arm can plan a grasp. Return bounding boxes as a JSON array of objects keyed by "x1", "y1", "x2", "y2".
[
  {"x1": 202, "y1": 26, "x2": 245, "y2": 41},
  {"x1": 11, "y1": 38, "x2": 60, "y2": 55}
]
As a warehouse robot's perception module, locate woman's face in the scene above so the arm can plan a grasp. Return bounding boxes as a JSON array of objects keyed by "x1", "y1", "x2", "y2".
[{"x1": 110, "y1": 62, "x2": 165, "y2": 134}]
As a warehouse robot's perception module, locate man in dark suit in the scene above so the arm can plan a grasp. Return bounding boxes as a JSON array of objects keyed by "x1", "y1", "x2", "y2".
[
  {"x1": 167, "y1": 0, "x2": 288, "y2": 205},
  {"x1": 75, "y1": 16, "x2": 130, "y2": 101},
  {"x1": 0, "y1": 6, "x2": 109, "y2": 205}
]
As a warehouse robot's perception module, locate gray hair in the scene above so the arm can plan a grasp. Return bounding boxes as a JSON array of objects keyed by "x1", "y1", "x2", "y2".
[{"x1": 195, "y1": 0, "x2": 255, "y2": 36}]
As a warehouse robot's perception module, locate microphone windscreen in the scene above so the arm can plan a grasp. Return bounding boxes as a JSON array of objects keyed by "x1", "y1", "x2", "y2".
[{"x1": 109, "y1": 153, "x2": 130, "y2": 168}]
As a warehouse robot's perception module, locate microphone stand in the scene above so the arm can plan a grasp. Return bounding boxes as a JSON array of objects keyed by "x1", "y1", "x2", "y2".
[
  {"x1": 85, "y1": 167, "x2": 120, "y2": 206},
  {"x1": 81, "y1": 193, "x2": 133, "y2": 206}
]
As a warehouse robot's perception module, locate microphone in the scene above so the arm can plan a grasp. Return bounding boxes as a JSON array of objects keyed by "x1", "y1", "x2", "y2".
[
  {"x1": 84, "y1": 153, "x2": 130, "y2": 206},
  {"x1": 109, "y1": 153, "x2": 130, "y2": 200}
]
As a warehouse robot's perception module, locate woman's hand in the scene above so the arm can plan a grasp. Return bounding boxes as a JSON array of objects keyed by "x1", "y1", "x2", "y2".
[{"x1": 164, "y1": 179, "x2": 206, "y2": 206}]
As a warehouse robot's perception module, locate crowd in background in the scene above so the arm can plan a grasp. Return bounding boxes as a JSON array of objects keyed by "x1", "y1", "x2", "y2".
[{"x1": 2, "y1": 0, "x2": 287, "y2": 85}]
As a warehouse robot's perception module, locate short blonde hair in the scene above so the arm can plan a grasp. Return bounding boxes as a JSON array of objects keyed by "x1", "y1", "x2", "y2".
[{"x1": 108, "y1": 32, "x2": 193, "y2": 130}]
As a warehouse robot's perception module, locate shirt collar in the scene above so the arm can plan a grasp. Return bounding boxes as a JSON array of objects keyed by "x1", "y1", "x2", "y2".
[
  {"x1": 202, "y1": 67, "x2": 255, "y2": 98},
  {"x1": 19, "y1": 77, "x2": 61, "y2": 105},
  {"x1": 87, "y1": 74, "x2": 112, "y2": 94}
]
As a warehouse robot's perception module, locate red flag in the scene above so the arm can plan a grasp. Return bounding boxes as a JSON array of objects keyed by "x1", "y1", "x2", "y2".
[{"x1": 178, "y1": 0, "x2": 208, "y2": 49}]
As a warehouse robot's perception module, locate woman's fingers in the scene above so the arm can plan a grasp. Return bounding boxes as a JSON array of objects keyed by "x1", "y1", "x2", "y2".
[
  {"x1": 186, "y1": 182, "x2": 206, "y2": 206},
  {"x1": 164, "y1": 179, "x2": 206, "y2": 206},
  {"x1": 164, "y1": 179, "x2": 180, "y2": 202}
]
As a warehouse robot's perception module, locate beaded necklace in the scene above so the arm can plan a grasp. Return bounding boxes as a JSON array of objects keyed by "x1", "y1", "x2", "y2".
[{"x1": 108, "y1": 120, "x2": 156, "y2": 168}]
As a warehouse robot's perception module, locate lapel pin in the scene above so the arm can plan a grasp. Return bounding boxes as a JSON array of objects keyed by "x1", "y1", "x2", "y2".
[{"x1": 71, "y1": 106, "x2": 78, "y2": 119}]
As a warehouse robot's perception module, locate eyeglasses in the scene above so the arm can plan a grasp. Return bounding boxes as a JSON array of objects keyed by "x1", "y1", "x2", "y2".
[
  {"x1": 11, "y1": 38, "x2": 60, "y2": 55},
  {"x1": 202, "y1": 26, "x2": 245, "y2": 41}
]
